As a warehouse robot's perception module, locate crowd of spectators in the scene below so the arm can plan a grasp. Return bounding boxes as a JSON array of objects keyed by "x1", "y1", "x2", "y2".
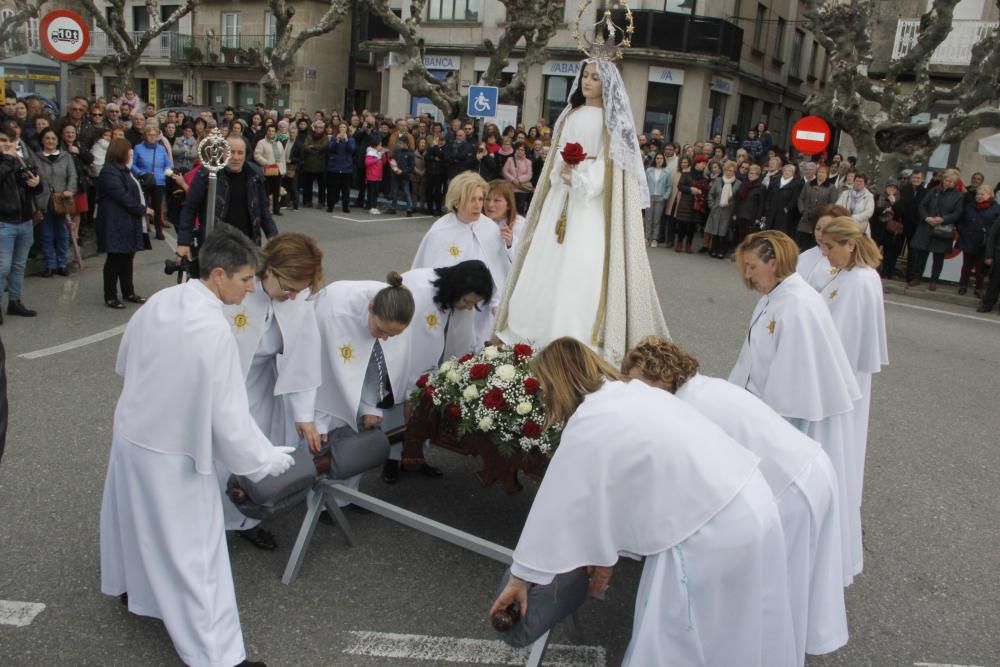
[{"x1": 0, "y1": 90, "x2": 996, "y2": 318}]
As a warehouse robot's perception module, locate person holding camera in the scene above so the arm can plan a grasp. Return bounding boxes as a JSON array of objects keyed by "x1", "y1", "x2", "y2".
[
  {"x1": 32, "y1": 127, "x2": 77, "y2": 278},
  {"x1": 0, "y1": 123, "x2": 42, "y2": 321},
  {"x1": 97, "y1": 138, "x2": 155, "y2": 309}
]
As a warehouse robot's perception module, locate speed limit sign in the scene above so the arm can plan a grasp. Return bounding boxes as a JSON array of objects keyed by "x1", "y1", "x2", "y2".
[{"x1": 39, "y1": 9, "x2": 91, "y2": 62}]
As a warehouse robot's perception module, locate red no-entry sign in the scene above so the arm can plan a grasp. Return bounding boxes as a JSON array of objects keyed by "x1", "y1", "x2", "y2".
[
  {"x1": 790, "y1": 116, "x2": 831, "y2": 155},
  {"x1": 39, "y1": 9, "x2": 90, "y2": 62}
]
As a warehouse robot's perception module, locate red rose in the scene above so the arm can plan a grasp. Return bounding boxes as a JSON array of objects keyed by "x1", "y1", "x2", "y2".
[
  {"x1": 560, "y1": 142, "x2": 587, "y2": 166},
  {"x1": 523, "y1": 377, "x2": 540, "y2": 395},
  {"x1": 469, "y1": 363, "x2": 492, "y2": 381},
  {"x1": 446, "y1": 404, "x2": 461, "y2": 418},
  {"x1": 416, "y1": 373, "x2": 429, "y2": 388},
  {"x1": 483, "y1": 387, "x2": 508, "y2": 410},
  {"x1": 423, "y1": 385, "x2": 436, "y2": 398},
  {"x1": 513, "y1": 343, "x2": 534, "y2": 360},
  {"x1": 522, "y1": 420, "x2": 542, "y2": 438},
  {"x1": 459, "y1": 353, "x2": 474, "y2": 364}
]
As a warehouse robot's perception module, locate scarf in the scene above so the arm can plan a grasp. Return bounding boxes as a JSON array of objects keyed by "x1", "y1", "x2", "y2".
[
  {"x1": 276, "y1": 131, "x2": 290, "y2": 143},
  {"x1": 975, "y1": 196, "x2": 994, "y2": 210},
  {"x1": 719, "y1": 174, "x2": 737, "y2": 208},
  {"x1": 846, "y1": 188, "x2": 867, "y2": 214}
]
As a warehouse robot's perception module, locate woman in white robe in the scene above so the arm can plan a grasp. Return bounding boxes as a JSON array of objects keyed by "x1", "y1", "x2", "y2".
[
  {"x1": 818, "y1": 217, "x2": 889, "y2": 571},
  {"x1": 493, "y1": 60, "x2": 669, "y2": 363},
  {"x1": 216, "y1": 233, "x2": 325, "y2": 548},
  {"x1": 100, "y1": 226, "x2": 295, "y2": 667},
  {"x1": 623, "y1": 337, "x2": 848, "y2": 661},
  {"x1": 411, "y1": 171, "x2": 513, "y2": 344},
  {"x1": 796, "y1": 204, "x2": 848, "y2": 291},
  {"x1": 312, "y1": 273, "x2": 414, "y2": 500},
  {"x1": 380, "y1": 260, "x2": 494, "y2": 483},
  {"x1": 729, "y1": 230, "x2": 864, "y2": 585},
  {"x1": 485, "y1": 178, "x2": 527, "y2": 244},
  {"x1": 490, "y1": 338, "x2": 797, "y2": 667}
]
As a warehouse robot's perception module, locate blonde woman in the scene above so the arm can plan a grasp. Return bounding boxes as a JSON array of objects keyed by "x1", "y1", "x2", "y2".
[{"x1": 817, "y1": 217, "x2": 888, "y2": 575}]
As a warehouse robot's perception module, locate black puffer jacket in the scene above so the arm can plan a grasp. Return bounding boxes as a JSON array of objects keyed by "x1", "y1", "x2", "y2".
[
  {"x1": 0, "y1": 154, "x2": 40, "y2": 223},
  {"x1": 958, "y1": 200, "x2": 1000, "y2": 254}
]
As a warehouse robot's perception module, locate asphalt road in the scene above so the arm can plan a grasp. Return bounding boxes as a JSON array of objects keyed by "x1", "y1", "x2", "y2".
[{"x1": 1, "y1": 206, "x2": 998, "y2": 667}]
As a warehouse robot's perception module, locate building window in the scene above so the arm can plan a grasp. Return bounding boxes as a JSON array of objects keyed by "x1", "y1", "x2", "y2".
[
  {"x1": 808, "y1": 40, "x2": 818, "y2": 79},
  {"x1": 789, "y1": 29, "x2": 804, "y2": 78},
  {"x1": 643, "y1": 81, "x2": 680, "y2": 143},
  {"x1": 774, "y1": 17, "x2": 786, "y2": 62},
  {"x1": 707, "y1": 91, "x2": 728, "y2": 137},
  {"x1": 222, "y1": 13, "x2": 241, "y2": 49},
  {"x1": 428, "y1": 0, "x2": 480, "y2": 22},
  {"x1": 26, "y1": 17, "x2": 39, "y2": 49},
  {"x1": 752, "y1": 4, "x2": 766, "y2": 50},
  {"x1": 542, "y1": 75, "x2": 570, "y2": 128},
  {"x1": 265, "y1": 11, "x2": 277, "y2": 48}
]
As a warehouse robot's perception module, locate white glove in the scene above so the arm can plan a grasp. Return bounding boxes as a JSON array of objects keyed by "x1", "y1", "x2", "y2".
[{"x1": 266, "y1": 446, "x2": 297, "y2": 477}]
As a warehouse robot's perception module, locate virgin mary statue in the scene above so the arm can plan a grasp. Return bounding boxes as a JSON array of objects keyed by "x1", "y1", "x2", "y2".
[{"x1": 494, "y1": 54, "x2": 669, "y2": 363}]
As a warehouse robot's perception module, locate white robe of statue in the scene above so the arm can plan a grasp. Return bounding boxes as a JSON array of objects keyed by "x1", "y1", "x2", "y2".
[
  {"x1": 729, "y1": 272, "x2": 863, "y2": 585},
  {"x1": 215, "y1": 278, "x2": 322, "y2": 531},
  {"x1": 100, "y1": 280, "x2": 281, "y2": 667},
  {"x1": 411, "y1": 213, "x2": 511, "y2": 344},
  {"x1": 819, "y1": 265, "x2": 888, "y2": 567},
  {"x1": 510, "y1": 380, "x2": 797, "y2": 667},
  {"x1": 494, "y1": 101, "x2": 669, "y2": 364},
  {"x1": 676, "y1": 373, "x2": 848, "y2": 659}
]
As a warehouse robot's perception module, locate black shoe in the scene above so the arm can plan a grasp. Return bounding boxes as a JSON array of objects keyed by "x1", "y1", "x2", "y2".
[
  {"x1": 119, "y1": 592, "x2": 128, "y2": 606},
  {"x1": 419, "y1": 463, "x2": 443, "y2": 478},
  {"x1": 41, "y1": 269, "x2": 54, "y2": 278},
  {"x1": 958, "y1": 286, "x2": 967, "y2": 295},
  {"x1": 105, "y1": 299, "x2": 126, "y2": 309},
  {"x1": 976, "y1": 304, "x2": 992, "y2": 313},
  {"x1": 343, "y1": 207, "x2": 350, "y2": 214},
  {"x1": 406, "y1": 210, "x2": 413, "y2": 218},
  {"x1": 292, "y1": 206, "x2": 299, "y2": 211},
  {"x1": 274, "y1": 211, "x2": 283, "y2": 217},
  {"x1": 382, "y1": 459, "x2": 400, "y2": 484},
  {"x1": 326, "y1": 208, "x2": 333, "y2": 213},
  {"x1": 55, "y1": 266, "x2": 70, "y2": 277},
  {"x1": 7, "y1": 300, "x2": 37, "y2": 317},
  {"x1": 124, "y1": 294, "x2": 146, "y2": 304},
  {"x1": 237, "y1": 527, "x2": 277, "y2": 551},
  {"x1": 386, "y1": 208, "x2": 397, "y2": 215},
  {"x1": 234, "y1": 660, "x2": 267, "y2": 667}
]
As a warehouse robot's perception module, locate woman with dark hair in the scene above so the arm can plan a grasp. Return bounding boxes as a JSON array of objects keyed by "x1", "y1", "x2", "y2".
[
  {"x1": 673, "y1": 156, "x2": 708, "y2": 253},
  {"x1": 502, "y1": 141, "x2": 534, "y2": 215},
  {"x1": 495, "y1": 59, "x2": 669, "y2": 361},
  {"x1": 32, "y1": 126, "x2": 77, "y2": 277},
  {"x1": 490, "y1": 337, "x2": 796, "y2": 666},
  {"x1": 380, "y1": 259, "x2": 495, "y2": 483},
  {"x1": 484, "y1": 178, "x2": 525, "y2": 243},
  {"x1": 97, "y1": 137, "x2": 154, "y2": 308},
  {"x1": 246, "y1": 112, "x2": 265, "y2": 150},
  {"x1": 733, "y1": 163, "x2": 766, "y2": 248},
  {"x1": 59, "y1": 122, "x2": 94, "y2": 245},
  {"x1": 730, "y1": 230, "x2": 862, "y2": 585}
]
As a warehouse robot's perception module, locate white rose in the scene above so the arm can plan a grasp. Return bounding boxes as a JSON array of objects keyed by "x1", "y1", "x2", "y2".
[
  {"x1": 446, "y1": 370, "x2": 461, "y2": 383},
  {"x1": 478, "y1": 415, "x2": 494, "y2": 430},
  {"x1": 462, "y1": 385, "x2": 480, "y2": 401},
  {"x1": 495, "y1": 364, "x2": 517, "y2": 382},
  {"x1": 515, "y1": 401, "x2": 533, "y2": 416},
  {"x1": 439, "y1": 360, "x2": 454, "y2": 373},
  {"x1": 482, "y1": 345, "x2": 499, "y2": 360}
]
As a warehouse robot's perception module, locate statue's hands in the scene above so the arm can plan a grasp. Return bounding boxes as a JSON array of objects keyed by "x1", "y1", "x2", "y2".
[{"x1": 560, "y1": 161, "x2": 576, "y2": 186}]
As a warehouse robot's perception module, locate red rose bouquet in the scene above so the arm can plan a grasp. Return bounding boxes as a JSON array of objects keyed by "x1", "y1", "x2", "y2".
[
  {"x1": 560, "y1": 142, "x2": 587, "y2": 166},
  {"x1": 410, "y1": 343, "x2": 561, "y2": 457}
]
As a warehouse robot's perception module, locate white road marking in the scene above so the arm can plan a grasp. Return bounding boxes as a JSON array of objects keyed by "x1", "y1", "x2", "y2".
[
  {"x1": 914, "y1": 662, "x2": 986, "y2": 667},
  {"x1": 343, "y1": 630, "x2": 606, "y2": 666},
  {"x1": 329, "y1": 215, "x2": 434, "y2": 223},
  {"x1": 19, "y1": 325, "x2": 127, "y2": 360},
  {"x1": 0, "y1": 600, "x2": 46, "y2": 626},
  {"x1": 885, "y1": 299, "x2": 1000, "y2": 325},
  {"x1": 795, "y1": 129, "x2": 827, "y2": 142}
]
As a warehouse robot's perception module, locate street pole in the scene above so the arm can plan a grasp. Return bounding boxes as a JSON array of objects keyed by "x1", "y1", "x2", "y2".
[
  {"x1": 196, "y1": 128, "x2": 231, "y2": 237},
  {"x1": 59, "y1": 62, "x2": 68, "y2": 114}
]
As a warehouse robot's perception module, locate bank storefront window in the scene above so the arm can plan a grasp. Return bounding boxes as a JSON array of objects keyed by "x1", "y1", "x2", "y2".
[
  {"x1": 644, "y1": 66, "x2": 684, "y2": 143},
  {"x1": 540, "y1": 61, "x2": 580, "y2": 128}
]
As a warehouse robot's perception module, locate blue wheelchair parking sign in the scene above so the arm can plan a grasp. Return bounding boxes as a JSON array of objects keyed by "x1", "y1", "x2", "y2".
[{"x1": 467, "y1": 86, "x2": 498, "y2": 118}]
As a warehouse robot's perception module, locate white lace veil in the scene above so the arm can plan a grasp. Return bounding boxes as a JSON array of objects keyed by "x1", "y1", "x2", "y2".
[{"x1": 551, "y1": 58, "x2": 650, "y2": 208}]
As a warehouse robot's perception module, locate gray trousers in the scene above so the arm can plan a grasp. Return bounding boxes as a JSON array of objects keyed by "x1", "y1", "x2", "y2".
[
  {"x1": 494, "y1": 567, "x2": 590, "y2": 648},
  {"x1": 643, "y1": 198, "x2": 666, "y2": 240}
]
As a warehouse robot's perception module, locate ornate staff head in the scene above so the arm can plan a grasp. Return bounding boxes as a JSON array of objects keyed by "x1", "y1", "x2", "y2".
[
  {"x1": 197, "y1": 128, "x2": 232, "y2": 174},
  {"x1": 572, "y1": 1, "x2": 634, "y2": 63}
]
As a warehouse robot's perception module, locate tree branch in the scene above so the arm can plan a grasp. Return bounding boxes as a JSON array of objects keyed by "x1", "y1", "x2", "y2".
[{"x1": 0, "y1": 0, "x2": 40, "y2": 49}]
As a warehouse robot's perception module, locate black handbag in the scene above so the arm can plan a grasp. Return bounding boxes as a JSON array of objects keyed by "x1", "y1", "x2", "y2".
[{"x1": 931, "y1": 223, "x2": 955, "y2": 240}]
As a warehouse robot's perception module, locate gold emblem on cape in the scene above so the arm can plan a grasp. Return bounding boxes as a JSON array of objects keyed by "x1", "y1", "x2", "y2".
[
  {"x1": 829, "y1": 267, "x2": 840, "y2": 276},
  {"x1": 232, "y1": 311, "x2": 249, "y2": 331},
  {"x1": 448, "y1": 244, "x2": 462, "y2": 258},
  {"x1": 829, "y1": 290, "x2": 838, "y2": 300},
  {"x1": 339, "y1": 343, "x2": 355, "y2": 363},
  {"x1": 425, "y1": 312, "x2": 440, "y2": 329},
  {"x1": 767, "y1": 318, "x2": 776, "y2": 335}
]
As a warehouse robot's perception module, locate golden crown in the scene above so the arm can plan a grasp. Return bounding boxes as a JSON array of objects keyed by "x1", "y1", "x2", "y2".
[{"x1": 572, "y1": 1, "x2": 634, "y2": 62}]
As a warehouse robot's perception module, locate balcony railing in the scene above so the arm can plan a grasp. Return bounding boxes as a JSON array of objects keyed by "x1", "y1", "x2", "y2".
[
  {"x1": 82, "y1": 30, "x2": 182, "y2": 61},
  {"x1": 608, "y1": 9, "x2": 743, "y2": 62},
  {"x1": 172, "y1": 34, "x2": 277, "y2": 65},
  {"x1": 893, "y1": 18, "x2": 998, "y2": 66}
]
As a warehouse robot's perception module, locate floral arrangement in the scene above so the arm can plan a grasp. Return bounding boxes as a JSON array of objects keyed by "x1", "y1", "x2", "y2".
[{"x1": 412, "y1": 343, "x2": 561, "y2": 458}]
